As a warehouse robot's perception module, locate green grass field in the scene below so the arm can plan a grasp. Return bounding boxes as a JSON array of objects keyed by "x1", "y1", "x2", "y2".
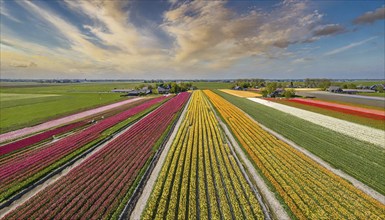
[
  {"x1": 0, "y1": 82, "x2": 151, "y2": 134},
  {"x1": 215, "y1": 90, "x2": 385, "y2": 195},
  {"x1": 271, "y1": 99, "x2": 385, "y2": 130}
]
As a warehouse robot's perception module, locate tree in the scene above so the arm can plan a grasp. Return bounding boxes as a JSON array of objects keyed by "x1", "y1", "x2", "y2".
[
  {"x1": 261, "y1": 89, "x2": 268, "y2": 97},
  {"x1": 376, "y1": 86, "x2": 384, "y2": 93},
  {"x1": 284, "y1": 88, "x2": 295, "y2": 98},
  {"x1": 266, "y1": 82, "x2": 277, "y2": 94}
]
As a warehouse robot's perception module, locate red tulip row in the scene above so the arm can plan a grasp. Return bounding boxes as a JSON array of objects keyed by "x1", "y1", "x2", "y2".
[
  {"x1": 0, "y1": 120, "x2": 88, "y2": 157},
  {"x1": 0, "y1": 96, "x2": 167, "y2": 202},
  {"x1": 4, "y1": 92, "x2": 190, "y2": 220},
  {"x1": 288, "y1": 98, "x2": 385, "y2": 120}
]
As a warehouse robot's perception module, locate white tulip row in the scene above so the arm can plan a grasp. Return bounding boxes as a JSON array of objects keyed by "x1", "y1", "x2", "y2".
[{"x1": 248, "y1": 98, "x2": 385, "y2": 148}]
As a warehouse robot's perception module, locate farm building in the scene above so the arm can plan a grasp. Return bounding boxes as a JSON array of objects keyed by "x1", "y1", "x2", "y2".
[
  {"x1": 327, "y1": 86, "x2": 343, "y2": 93},
  {"x1": 125, "y1": 89, "x2": 152, "y2": 96},
  {"x1": 111, "y1": 89, "x2": 133, "y2": 93},
  {"x1": 157, "y1": 86, "x2": 170, "y2": 94}
]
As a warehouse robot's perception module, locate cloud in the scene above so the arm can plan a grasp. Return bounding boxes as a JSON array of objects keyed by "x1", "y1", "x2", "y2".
[
  {"x1": 9, "y1": 62, "x2": 37, "y2": 68},
  {"x1": 162, "y1": 0, "x2": 335, "y2": 68},
  {"x1": 0, "y1": 0, "x2": 22, "y2": 23},
  {"x1": 353, "y1": 6, "x2": 385, "y2": 24},
  {"x1": 292, "y1": 57, "x2": 313, "y2": 64},
  {"x1": 1, "y1": 0, "x2": 363, "y2": 79},
  {"x1": 324, "y1": 36, "x2": 377, "y2": 56},
  {"x1": 313, "y1": 24, "x2": 346, "y2": 36}
]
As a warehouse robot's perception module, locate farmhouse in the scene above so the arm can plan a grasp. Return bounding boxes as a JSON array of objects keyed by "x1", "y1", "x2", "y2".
[
  {"x1": 268, "y1": 88, "x2": 285, "y2": 97},
  {"x1": 327, "y1": 86, "x2": 342, "y2": 93},
  {"x1": 157, "y1": 86, "x2": 170, "y2": 94},
  {"x1": 124, "y1": 89, "x2": 152, "y2": 96}
]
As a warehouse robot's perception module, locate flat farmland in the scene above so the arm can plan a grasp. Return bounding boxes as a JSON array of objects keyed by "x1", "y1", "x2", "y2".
[
  {"x1": 270, "y1": 98, "x2": 385, "y2": 130},
  {"x1": 3, "y1": 93, "x2": 190, "y2": 219},
  {"x1": 143, "y1": 91, "x2": 266, "y2": 219},
  {"x1": 0, "y1": 82, "x2": 154, "y2": 133},
  {"x1": 214, "y1": 90, "x2": 385, "y2": 195},
  {"x1": 205, "y1": 90, "x2": 385, "y2": 219}
]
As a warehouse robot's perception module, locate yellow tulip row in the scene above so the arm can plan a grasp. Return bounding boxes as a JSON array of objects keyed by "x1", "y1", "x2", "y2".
[
  {"x1": 142, "y1": 91, "x2": 265, "y2": 219},
  {"x1": 220, "y1": 89, "x2": 262, "y2": 98},
  {"x1": 204, "y1": 90, "x2": 385, "y2": 219}
]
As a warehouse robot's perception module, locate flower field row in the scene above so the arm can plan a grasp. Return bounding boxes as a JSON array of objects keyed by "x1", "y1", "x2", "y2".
[
  {"x1": 204, "y1": 90, "x2": 385, "y2": 219},
  {"x1": 4, "y1": 92, "x2": 190, "y2": 219},
  {"x1": 249, "y1": 98, "x2": 385, "y2": 148},
  {"x1": 0, "y1": 120, "x2": 88, "y2": 157},
  {"x1": 143, "y1": 91, "x2": 265, "y2": 220},
  {"x1": 0, "y1": 96, "x2": 168, "y2": 203},
  {"x1": 220, "y1": 89, "x2": 262, "y2": 97},
  {"x1": 289, "y1": 98, "x2": 385, "y2": 120},
  {"x1": 0, "y1": 97, "x2": 143, "y2": 142}
]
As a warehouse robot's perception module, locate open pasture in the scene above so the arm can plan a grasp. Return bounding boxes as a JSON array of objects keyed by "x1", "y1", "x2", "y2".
[{"x1": 0, "y1": 82, "x2": 155, "y2": 134}]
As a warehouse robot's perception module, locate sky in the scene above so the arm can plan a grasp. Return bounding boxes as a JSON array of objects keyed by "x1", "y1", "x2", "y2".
[{"x1": 0, "y1": 0, "x2": 384, "y2": 80}]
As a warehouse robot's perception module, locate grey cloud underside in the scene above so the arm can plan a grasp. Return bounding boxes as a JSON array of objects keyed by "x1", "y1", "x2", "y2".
[
  {"x1": 353, "y1": 6, "x2": 385, "y2": 24},
  {"x1": 313, "y1": 24, "x2": 346, "y2": 36}
]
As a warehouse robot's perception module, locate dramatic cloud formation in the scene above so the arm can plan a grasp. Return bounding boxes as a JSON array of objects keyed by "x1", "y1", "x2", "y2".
[
  {"x1": 353, "y1": 6, "x2": 385, "y2": 24},
  {"x1": 0, "y1": 0, "x2": 383, "y2": 79}
]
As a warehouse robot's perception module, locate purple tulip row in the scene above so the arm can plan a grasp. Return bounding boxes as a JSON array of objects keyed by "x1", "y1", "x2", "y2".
[
  {"x1": 0, "y1": 120, "x2": 88, "y2": 157},
  {"x1": 5, "y1": 92, "x2": 190, "y2": 220},
  {"x1": 0, "y1": 96, "x2": 168, "y2": 197}
]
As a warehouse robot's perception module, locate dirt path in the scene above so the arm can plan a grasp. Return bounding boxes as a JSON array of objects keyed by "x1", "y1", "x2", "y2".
[
  {"x1": 129, "y1": 96, "x2": 191, "y2": 220},
  {"x1": 0, "y1": 115, "x2": 145, "y2": 219},
  {"x1": 0, "y1": 97, "x2": 142, "y2": 142},
  {"x1": 244, "y1": 113, "x2": 385, "y2": 205},
  {"x1": 216, "y1": 118, "x2": 290, "y2": 220}
]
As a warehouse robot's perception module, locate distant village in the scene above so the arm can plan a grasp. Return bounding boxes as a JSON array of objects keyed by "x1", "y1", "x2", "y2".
[{"x1": 111, "y1": 82, "x2": 196, "y2": 96}]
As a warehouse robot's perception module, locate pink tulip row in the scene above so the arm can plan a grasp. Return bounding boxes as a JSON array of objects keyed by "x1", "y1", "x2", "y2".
[
  {"x1": 0, "y1": 121, "x2": 88, "y2": 157},
  {"x1": 4, "y1": 92, "x2": 190, "y2": 220},
  {"x1": 289, "y1": 98, "x2": 385, "y2": 120},
  {"x1": 0, "y1": 96, "x2": 168, "y2": 199}
]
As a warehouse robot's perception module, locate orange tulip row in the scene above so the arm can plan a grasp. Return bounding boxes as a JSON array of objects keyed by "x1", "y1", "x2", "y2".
[
  {"x1": 204, "y1": 90, "x2": 385, "y2": 220},
  {"x1": 143, "y1": 91, "x2": 265, "y2": 220}
]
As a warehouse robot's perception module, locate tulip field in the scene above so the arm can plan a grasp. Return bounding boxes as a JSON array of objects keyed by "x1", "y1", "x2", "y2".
[
  {"x1": 269, "y1": 98, "x2": 385, "y2": 130},
  {"x1": 220, "y1": 89, "x2": 262, "y2": 97},
  {"x1": 3, "y1": 92, "x2": 190, "y2": 219},
  {"x1": 248, "y1": 97, "x2": 385, "y2": 147},
  {"x1": 143, "y1": 91, "x2": 266, "y2": 219},
  {"x1": 288, "y1": 98, "x2": 385, "y2": 120},
  {"x1": 204, "y1": 90, "x2": 385, "y2": 219},
  {"x1": 0, "y1": 96, "x2": 168, "y2": 203},
  {"x1": 1, "y1": 88, "x2": 384, "y2": 220},
  {"x1": 0, "y1": 120, "x2": 88, "y2": 156}
]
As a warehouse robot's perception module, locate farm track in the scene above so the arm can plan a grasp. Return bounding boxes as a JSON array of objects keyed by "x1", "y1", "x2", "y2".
[
  {"x1": 252, "y1": 120, "x2": 385, "y2": 205},
  {"x1": 130, "y1": 93, "x2": 191, "y2": 219},
  {"x1": 0, "y1": 97, "x2": 167, "y2": 204},
  {"x1": 205, "y1": 90, "x2": 385, "y2": 219},
  {"x1": 207, "y1": 99, "x2": 289, "y2": 219},
  {"x1": 0, "y1": 97, "x2": 170, "y2": 216},
  {"x1": 0, "y1": 117, "x2": 136, "y2": 218},
  {"x1": 3, "y1": 93, "x2": 190, "y2": 219},
  {"x1": 248, "y1": 98, "x2": 385, "y2": 148},
  {"x1": 142, "y1": 91, "x2": 266, "y2": 220},
  {"x1": 0, "y1": 97, "x2": 143, "y2": 142}
]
